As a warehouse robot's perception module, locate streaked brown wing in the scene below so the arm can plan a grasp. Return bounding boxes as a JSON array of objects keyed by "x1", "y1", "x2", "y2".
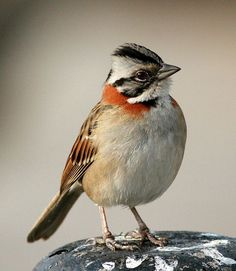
[{"x1": 60, "y1": 102, "x2": 103, "y2": 192}]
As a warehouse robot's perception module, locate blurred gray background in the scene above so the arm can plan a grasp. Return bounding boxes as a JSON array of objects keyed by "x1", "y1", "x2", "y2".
[{"x1": 0, "y1": 0, "x2": 235, "y2": 270}]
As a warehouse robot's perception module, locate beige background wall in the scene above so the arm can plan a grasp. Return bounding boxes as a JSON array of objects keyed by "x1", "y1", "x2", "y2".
[{"x1": 0, "y1": 1, "x2": 235, "y2": 270}]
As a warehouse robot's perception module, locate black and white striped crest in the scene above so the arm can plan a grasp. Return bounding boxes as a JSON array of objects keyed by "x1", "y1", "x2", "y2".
[{"x1": 112, "y1": 43, "x2": 164, "y2": 66}]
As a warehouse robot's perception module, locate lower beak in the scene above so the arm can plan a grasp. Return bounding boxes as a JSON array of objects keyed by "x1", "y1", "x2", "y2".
[{"x1": 158, "y1": 63, "x2": 181, "y2": 80}]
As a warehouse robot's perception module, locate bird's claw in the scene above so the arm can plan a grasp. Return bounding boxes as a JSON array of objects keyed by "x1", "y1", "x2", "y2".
[
  {"x1": 126, "y1": 228, "x2": 168, "y2": 247},
  {"x1": 143, "y1": 229, "x2": 168, "y2": 247},
  {"x1": 105, "y1": 237, "x2": 139, "y2": 251}
]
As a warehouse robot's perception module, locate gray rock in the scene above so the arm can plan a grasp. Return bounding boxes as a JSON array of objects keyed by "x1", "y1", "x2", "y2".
[{"x1": 33, "y1": 231, "x2": 236, "y2": 270}]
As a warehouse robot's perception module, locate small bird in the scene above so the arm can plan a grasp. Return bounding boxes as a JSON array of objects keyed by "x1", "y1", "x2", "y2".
[{"x1": 27, "y1": 43, "x2": 186, "y2": 250}]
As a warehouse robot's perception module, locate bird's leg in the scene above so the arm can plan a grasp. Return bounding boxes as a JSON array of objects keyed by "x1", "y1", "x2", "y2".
[
  {"x1": 130, "y1": 207, "x2": 167, "y2": 247},
  {"x1": 98, "y1": 206, "x2": 137, "y2": 251}
]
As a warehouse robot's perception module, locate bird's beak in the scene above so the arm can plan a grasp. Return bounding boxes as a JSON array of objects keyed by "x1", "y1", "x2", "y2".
[{"x1": 158, "y1": 63, "x2": 181, "y2": 81}]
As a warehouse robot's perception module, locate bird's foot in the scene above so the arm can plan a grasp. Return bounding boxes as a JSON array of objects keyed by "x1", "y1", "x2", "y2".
[
  {"x1": 125, "y1": 229, "x2": 143, "y2": 240},
  {"x1": 145, "y1": 231, "x2": 168, "y2": 247},
  {"x1": 141, "y1": 228, "x2": 168, "y2": 247},
  {"x1": 94, "y1": 233, "x2": 139, "y2": 251},
  {"x1": 105, "y1": 236, "x2": 139, "y2": 251},
  {"x1": 126, "y1": 229, "x2": 168, "y2": 247}
]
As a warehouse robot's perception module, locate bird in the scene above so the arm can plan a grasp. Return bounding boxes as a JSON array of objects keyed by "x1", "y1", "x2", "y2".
[{"x1": 27, "y1": 43, "x2": 187, "y2": 251}]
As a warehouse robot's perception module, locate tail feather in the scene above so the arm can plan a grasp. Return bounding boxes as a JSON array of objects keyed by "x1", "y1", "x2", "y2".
[{"x1": 27, "y1": 182, "x2": 83, "y2": 242}]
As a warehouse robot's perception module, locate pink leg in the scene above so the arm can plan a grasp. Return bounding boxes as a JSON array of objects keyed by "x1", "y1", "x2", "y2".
[
  {"x1": 130, "y1": 207, "x2": 167, "y2": 247},
  {"x1": 99, "y1": 206, "x2": 138, "y2": 251}
]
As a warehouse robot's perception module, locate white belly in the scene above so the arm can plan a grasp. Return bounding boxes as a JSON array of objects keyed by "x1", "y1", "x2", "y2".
[{"x1": 84, "y1": 98, "x2": 186, "y2": 207}]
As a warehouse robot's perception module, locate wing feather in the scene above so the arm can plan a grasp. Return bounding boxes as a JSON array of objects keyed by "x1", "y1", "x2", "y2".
[{"x1": 60, "y1": 102, "x2": 102, "y2": 192}]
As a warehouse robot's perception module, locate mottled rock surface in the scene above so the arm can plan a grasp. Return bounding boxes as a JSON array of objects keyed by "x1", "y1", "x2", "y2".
[{"x1": 34, "y1": 231, "x2": 236, "y2": 271}]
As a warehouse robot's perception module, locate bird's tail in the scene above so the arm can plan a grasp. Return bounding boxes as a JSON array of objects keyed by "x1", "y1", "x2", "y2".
[{"x1": 27, "y1": 182, "x2": 83, "y2": 242}]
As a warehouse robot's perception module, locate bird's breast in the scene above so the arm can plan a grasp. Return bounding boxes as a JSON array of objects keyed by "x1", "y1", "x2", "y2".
[{"x1": 82, "y1": 97, "x2": 187, "y2": 207}]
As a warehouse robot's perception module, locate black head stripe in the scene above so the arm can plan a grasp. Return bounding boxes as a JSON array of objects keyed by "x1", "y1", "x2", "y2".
[
  {"x1": 113, "y1": 43, "x2": 163, "y2": 65},
  {"x1": 106, "y1": 70, "x2": 113, "y2": 81},
  {"x1": 113, "y1": 77, "x2": 156, "y2": 99},
  {"x1": 113, "y1": 77, "x2": 128, "y2": 87}
]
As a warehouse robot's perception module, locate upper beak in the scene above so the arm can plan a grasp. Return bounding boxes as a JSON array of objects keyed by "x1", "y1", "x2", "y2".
[{"x1": 158, "y1": 63, "x2": 181, "y2": 81}]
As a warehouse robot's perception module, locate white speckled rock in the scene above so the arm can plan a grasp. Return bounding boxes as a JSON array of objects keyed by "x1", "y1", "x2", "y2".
[{"x1": 33, "y1": 231, "x2": 236, "y2": 271}]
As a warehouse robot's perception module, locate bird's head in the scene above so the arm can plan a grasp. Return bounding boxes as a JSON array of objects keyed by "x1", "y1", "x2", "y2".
[{"x1": 106, "y1": 43, "x2": 180, "y2": 104}]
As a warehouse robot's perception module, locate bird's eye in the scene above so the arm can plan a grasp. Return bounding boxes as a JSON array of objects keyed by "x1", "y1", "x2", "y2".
[{"x1": 134, "y1": 70, "x2": 150, "y2": 82}]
